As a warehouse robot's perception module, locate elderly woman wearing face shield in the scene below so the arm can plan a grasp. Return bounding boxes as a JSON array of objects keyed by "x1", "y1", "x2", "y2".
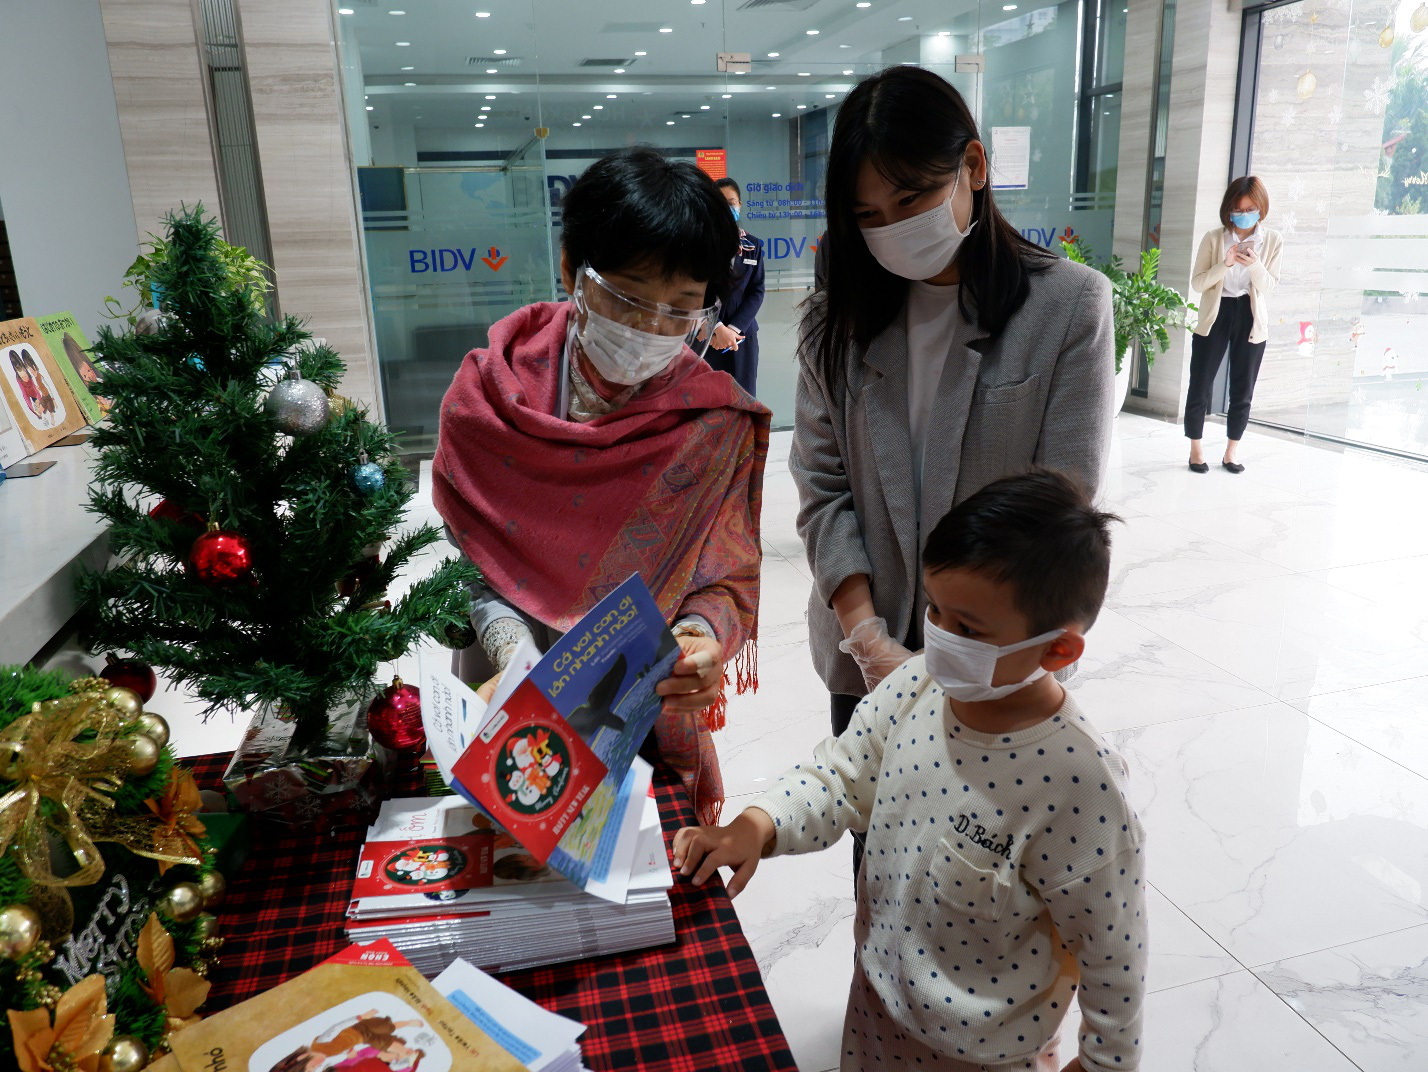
[{"x1": 433, "y1": 146, "x2": 770, "y2": 824}]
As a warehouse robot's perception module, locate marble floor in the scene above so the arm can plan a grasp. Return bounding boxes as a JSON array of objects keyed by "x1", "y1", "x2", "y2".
[
  {"x1": 121, "y1": 412, "x2": 1428, "y2": 1071},
  {"x1": 724, "y1": 414, "x2": 1428, "y2": 1072}
]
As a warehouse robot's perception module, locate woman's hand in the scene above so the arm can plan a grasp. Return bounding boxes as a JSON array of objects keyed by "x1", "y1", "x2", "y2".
[
  {"x1": 711, "y1": 323, "x2": 743, "y2": 351},
  {"x1": 1224, "y1": 244, "x2": 1241, "y2": 267},
  {"x1": 1237, "y1": 244, "x2": 1258, "y2": 264},
  {"x1": 672, "y1": 807, "x2": 775, "y2": 896},
  {"x1": 657, "y1": 634, "x2": 725, "y2": 715},
  {"x1": 476, "y1": 677, "x2": 499, "y2": 703}
]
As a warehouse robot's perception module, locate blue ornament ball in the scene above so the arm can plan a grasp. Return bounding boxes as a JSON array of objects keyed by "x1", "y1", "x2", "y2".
[
  {"x1": 187, "y1": 355, "x2": 206, "y2": 372},
  {"x1": 351, "y1": 461, "x2": 386, "y2": 495}
]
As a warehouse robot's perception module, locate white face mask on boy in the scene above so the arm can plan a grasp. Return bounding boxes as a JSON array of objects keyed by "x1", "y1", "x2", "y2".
[
  {"x1": 860, "y1": 169, "x2": 976, "y2": 280},
  {"x1": 923, "y1": 611, "x2": 1064, "y2": 703}
]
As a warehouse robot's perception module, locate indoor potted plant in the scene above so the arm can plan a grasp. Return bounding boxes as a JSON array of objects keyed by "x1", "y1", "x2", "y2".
[{"x1": 1061, "y1": 236, "x2": 1196, "y2": 413}]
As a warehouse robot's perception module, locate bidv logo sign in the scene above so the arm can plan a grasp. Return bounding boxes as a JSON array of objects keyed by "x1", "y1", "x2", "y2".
[
  {"x1": 1020, "y1": 225, "x2": 1077, "y2": 249},
  {"x1": 409, "y1": 245, "x2": 508, "y2": 273},
  {"x1": 760, "y1": 236, "x2": 819, "y2": 261}
]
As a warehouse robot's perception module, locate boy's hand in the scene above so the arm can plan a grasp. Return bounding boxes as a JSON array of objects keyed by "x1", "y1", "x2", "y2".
[{"x1": 672, "y1": 808, "x2": 776, "y2": 897}]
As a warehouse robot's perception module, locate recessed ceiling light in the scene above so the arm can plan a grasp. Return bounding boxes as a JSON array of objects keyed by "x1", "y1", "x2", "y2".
[
  {"x1": 573, "y1": 122, "x2": 581, "y2": 126},
  {"x1": 772, "y1": 112, "x2": 781, "y2": 117},
  {"x1": 938, "y1": 30, "x2": 951, "y2": 36},
  {"x1": 826, "y1": 93, "x2": 836, "y2": 98},
  {"x1": 768, "y1": 51, "x2": 780, "y2": 57},
  {"x1": 607, "y1": 93, "x2": 617, "y2": 98},
  {"x1": 806, "y1": 29, "x2": 819, "y2": 35},
  {"x1": 1003, "y1": 3, "x2": 1017, "y2": 8},
  {"x1": 389, "y1": 9, "x2": 405, "y2": 14},
  {"x1": 475, "y1": 11, "x2": 490, "y2": 17},
  {"x1": 721, "y1": 93, "x2": 732, "y2": 98},
  {"x1": 395, "y1": 41, "x2": 410, "y2": 46},
  {"x1": 856, "y1": 1, "x2": 871, "y2": 6},
  {"x1": 700, "y1": 104, "x2": 710, "y2": 109},
  {"x1": 659, "y1": 27, "x2": 673, "y2": 33},
  {"x1": 337, "y1": 7, "x2": 354, "y2": 13},
  {"x1": 797, "y1": 104, "x2": 807, "y2": 109},
  {"x1": 735, "y1": 70, "x2": 747, "y2": 74},
  {"x1": 593, "y1": 105, "x2": 603, "y2": 109},
  {"x1": 365, "y1": 105, "x2": 374, "y2": 111},
  {"x1": 798, "y1": 71, "x2": 811, "y2": 76},
  {"x1": 766, "y1": 85, "x2": 776, "y2": 89},
  {"x1": 486, "y1": 68, "x2": 498, "y2": 73},
  {"x1": 492, "y1": 48, "x2": 506, "y2": 54},
  {"x1": 480, "y1": 105, "x2": 490, "y2": 110},
  {"x1": 400, "y1": 65, "x2": 414, "y2": 70},
  {"x1": 840, "y1": 43, "x2": 851, "y2": 48},
  {"x1": 614, "y1": 68, "x2": 625, "y2": 73},
  {"x1": 666, "y1": 120, "x2": 675, "y2": 125},
  {"x1": 682, "y1": 114, "x2": 691, "y2": 118},
  {"x1": 634, "y1": 50, "x2": 647, "y2": 56},
  {"x1": 404, "y1": 81, "x2": 415, "y2": 86},
  {"x1": 842, "y1": 68, "x2": 854, "y2": 74},
  {"x1": 898, "y1": 15, "x2": 912, "y2": 20},
  {"x1": 485, "y1": 94, "x2": 496, "y2": 99},
  {"x1": 475, "y1": 122, "x2": 484, "y2": 127}
]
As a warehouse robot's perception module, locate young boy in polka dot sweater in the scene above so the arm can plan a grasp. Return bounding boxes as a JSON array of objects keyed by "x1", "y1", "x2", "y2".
[{"x1": 675, "y1": 471, "x2": 1146, "y2": 1072}]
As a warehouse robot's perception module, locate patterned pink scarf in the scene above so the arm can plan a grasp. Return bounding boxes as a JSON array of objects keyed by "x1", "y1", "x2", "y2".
[{"x1": 432, "y1": 301, "x2": 768, "y2": 823}]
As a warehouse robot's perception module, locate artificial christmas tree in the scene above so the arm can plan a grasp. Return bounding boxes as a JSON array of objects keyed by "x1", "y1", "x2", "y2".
[{"x1": 78, "y1": 207, "x2": 476, "y2": 824}]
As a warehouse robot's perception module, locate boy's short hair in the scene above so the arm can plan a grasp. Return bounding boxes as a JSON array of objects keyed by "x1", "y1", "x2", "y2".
[
  {"x1": 714, "y1": 177, "x2": 741, "y2": 198},
  {"x1": 561, "y1": 146, "x2": 739, "y2": 309},
  {"x1": 922, "y1": 470, "x2": 1120, "y2": 633}
]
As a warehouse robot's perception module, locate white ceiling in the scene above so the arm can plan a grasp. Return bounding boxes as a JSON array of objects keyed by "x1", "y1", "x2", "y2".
[{"x1": 344, "y1": 0, "x2": 1060, "y2": 135}]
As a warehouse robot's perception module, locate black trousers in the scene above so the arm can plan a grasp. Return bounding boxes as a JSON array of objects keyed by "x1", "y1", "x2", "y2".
[
  {"x1": 1184, "y1": 294, "x2": 1267, "y2": 442},
  {"x1": 705, "y1": 331, "x2": 759, "y2": 397},
  {"x1": 831, "y1": 693, "x2": 866, "y2": 876}
]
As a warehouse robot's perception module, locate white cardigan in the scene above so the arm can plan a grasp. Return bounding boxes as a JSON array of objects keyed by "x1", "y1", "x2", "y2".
[{"x1": 1190, "y1": 225, "x2": 1283, "y2": 344}]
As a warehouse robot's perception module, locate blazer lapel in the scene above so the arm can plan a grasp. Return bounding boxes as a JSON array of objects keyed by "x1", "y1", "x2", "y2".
[
  {"x1": 919, "y1": 327, "x2": 987, "y2": 537},
  {"x1": 862, "y1": 311, "x2": 919, "y2": 573}
]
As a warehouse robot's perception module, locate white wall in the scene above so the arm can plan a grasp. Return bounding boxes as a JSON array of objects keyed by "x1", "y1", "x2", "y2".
[{"x1": 0, "y1": 0, "x2": 138, "y2": 338}]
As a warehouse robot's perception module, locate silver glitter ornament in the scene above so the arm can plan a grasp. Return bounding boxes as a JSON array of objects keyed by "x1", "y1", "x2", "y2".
[
  {"x1": 134, "y1": 308, "x2": 171, "y2": 336},
  {"x1": 265, "y1": 368, "x2": 330, "y2": 436}
]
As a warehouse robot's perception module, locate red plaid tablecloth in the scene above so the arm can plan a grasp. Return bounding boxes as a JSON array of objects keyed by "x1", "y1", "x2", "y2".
[{"x1": 188, "y1": 754, "x2": 797, "y2": 1072}]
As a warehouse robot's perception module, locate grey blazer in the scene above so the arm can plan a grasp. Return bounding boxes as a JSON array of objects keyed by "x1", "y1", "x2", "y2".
[{"x1": 791, "y1": 257, "x2": 1115, "y2": 696}]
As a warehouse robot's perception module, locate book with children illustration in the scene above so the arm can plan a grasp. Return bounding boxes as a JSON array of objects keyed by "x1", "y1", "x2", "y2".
[
  {"x1": 36, "y1": 310, "x2": 109, "y2": 424},
  {"x1": 423, "y1": 573, "x2": 681, "y2": 891},
  {"x1": 0, "y1": 317, "x2": 86, "y2": 453},
  {"x1": 145, "y1": 938, "x2": 531, "y2": 1072}
]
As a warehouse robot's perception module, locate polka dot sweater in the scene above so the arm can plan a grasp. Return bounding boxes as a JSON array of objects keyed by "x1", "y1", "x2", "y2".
[{"x1": 748, "y1": 657, "x2": 1147, "y2": 1072}]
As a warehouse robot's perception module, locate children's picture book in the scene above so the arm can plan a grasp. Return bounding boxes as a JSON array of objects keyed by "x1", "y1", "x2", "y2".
[
  {"x1": 146, "y1": 939, "x2": 531, "y2": 1072},
  {"x1": 353, "y1": 797, "x2": 497, "y2": 899},
  {"x1": 36, "y1": 310, "x2": 109, "y2": 424},
  {"x1": 0, "y1": 390, "x2": 25, "y2": 469},
  {"x1": 432, "y1": 959, "x2": 586, "y2": 1072},
  {"x1": 0, "y1": 317, "x2": 86, "y2": 452},
  {"x1": 450, "y1": 576, "x2": 679, "y2": 860}
]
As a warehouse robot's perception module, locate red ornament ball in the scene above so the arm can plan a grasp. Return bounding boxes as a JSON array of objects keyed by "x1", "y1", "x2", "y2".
[
  {"x1": 99, "y1": 655, "x2": 157, "y2": 704},
  {"x1": 149, "y1": 499, "x2": 205, "y2": 531},
  {"x1": 188, "y1": 529, "x2": 255, "y2": 586},
  {"x1": 367, "y1": 677, "x2": 424, "y2": 753}
]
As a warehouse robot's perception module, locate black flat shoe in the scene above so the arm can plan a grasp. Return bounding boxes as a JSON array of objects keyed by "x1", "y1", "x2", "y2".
[
  {"x1": 1222, "y1": 461, "x2": 1245, "y2": 474},
  {"x1": 1188, "y1": 461, "x2": 1209, "y2": 473}
]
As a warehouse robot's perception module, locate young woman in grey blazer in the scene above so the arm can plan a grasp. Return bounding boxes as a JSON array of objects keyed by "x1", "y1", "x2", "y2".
[{"x1": 793, "y1": 66, "x2": 1115, "y2": 764}]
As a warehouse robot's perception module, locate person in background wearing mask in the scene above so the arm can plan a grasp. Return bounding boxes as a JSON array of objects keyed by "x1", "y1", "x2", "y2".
[
  {"x1": 793, "y1": 66, "x2": 1114, "y2": 871},
  {"x1": 673, "y1": 471, "x2": 1145, "y2": 1072},
  {"x1": 433, "y1": 146, "x2": 770, "y2": 825},
  {"x1": 705, "y1": 177, "x2": 765, "y2": 396},
  {"x1": 1184, "y1": 176, "x2": 1282, "y2": 474}
]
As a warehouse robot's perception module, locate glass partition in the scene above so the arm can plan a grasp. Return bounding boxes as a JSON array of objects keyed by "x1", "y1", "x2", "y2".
[
  {"x1": 337, "y1": 0, "x2": 1127, "y2": 448},
  {"x1": 1236, "y1": 0, "x2": 1428, "y2": 459}
]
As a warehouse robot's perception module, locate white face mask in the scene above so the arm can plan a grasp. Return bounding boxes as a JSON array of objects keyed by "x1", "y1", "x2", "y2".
[
  {"x1": 575, "y1": 307, "x2": 688, "y2": 386},
  {"x1": 924, "y1": 611, "x2": 1064, "y2": 703},
  {"x1": 860, "y1": 169, "x2": 976, "y2": 280}
]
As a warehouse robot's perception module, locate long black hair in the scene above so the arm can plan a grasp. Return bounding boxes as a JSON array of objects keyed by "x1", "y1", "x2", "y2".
[
  {"x1": 561, "y1": 145, "x2": 739, "y2": 310},
  {"x1": 807, "y1": 66, "x2": 1053, "y2": 389}
]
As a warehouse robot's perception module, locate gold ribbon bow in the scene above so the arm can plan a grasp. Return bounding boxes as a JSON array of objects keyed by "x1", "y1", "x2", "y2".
[{"x1": 0, "y1": 693, "x2": 202, "y2": 888}]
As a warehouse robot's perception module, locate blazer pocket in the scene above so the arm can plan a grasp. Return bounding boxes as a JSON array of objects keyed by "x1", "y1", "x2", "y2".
[
  {"x1": 973, "y1": 373, "x2": 1041, "y2": 406},
  {"x1": 928, "y1": 836, "x2": 1011, "y2": 924}
]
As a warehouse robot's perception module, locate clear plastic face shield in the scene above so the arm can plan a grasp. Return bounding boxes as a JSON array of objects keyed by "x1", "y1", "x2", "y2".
[{"x1": 566, "y1": 264, "x2": 722, "y2": 386}]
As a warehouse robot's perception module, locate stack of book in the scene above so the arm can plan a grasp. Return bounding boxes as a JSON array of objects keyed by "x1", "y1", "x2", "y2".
[{"x1": 343, "y1": 774, "x2": 674, "y2": 975}]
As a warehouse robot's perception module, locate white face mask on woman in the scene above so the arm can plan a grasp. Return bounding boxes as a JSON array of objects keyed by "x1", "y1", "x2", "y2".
[
  {"x1": 860, "y1": 169, "x2": 976, "y2": 280},
  {"x1": 923, "y1": 611, "x2": 1064, "y2": 703},
  {"x1": 576, "y1": 308, "x2": 688, "y2": 386}
]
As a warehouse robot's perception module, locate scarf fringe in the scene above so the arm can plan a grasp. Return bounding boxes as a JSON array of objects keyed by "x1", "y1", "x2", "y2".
[{"x1": 699, "y1": 633, "x2": 759, "y2": 735}]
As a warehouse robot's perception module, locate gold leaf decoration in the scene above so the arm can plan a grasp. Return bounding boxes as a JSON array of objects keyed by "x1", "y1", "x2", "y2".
[{"x1": 8, "y1": 974, "x2": 115, "y2": 1072}]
